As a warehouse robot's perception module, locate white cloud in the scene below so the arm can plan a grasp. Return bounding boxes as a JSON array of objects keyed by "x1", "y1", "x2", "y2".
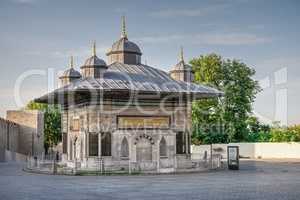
[
  {"x1": 197, "y1": 33, "x2": 271, "y2": 45},
  {"x1": 135, "y1": 34, "x2": 184, "y2": 44},
  {"x1": 12, "y1": 0, "x2": 36, "y2": 4},
  {"x1": 53, "y1": 45, "x2": 110, "y2": 58},
  {"x1": 0, "y1": 85, "x2": 48, "y2": 111},
  {"x1": 25, "y1": 45, "x2": 110, "y2": 60},
  {"x1": 150, "y1": 4, "x2": 228, "y2": 18},
  {"x1": 136, "y1": 33, "x2": 271, "y2": 46},
  {"x1": 254, "y1": 57, "x2": 300, "y2": 81},
  {"x1": 114, "y1": 7, "x2": 129, "y2": 14},
  {"x1": 258, "y1": 57, "x2": 300, "y2": 69}
]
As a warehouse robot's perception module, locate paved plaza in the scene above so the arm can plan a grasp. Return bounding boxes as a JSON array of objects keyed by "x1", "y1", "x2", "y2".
[{"x1": 1, "y1": 160, "x2": 300, "y2": 200}]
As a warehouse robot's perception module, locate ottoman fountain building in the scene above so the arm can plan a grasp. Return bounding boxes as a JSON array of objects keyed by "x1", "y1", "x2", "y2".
[{"x1": 35, "y1": 17, "x2": 222, "y2": 172}]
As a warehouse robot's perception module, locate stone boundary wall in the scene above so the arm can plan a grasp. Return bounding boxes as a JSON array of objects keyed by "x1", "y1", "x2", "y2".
[
  {"x1": 0, "y1": 118, "x2": 19, "y2": 162},
  {"x1": 7, "y1": 110, "x2": 44, "y2": 157},
  {"x1": 191, "y1": 142, "x2": 300, "y2": 159},
  {"x1": 0, "y1": 110, "x2": 44, "y2": 162}
]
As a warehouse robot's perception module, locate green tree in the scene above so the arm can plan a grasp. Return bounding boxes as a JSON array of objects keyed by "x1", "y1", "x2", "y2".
[
  {"x1": 269, "y1": 126, "x2": 300, "y2": 142},
  {"x1": 246, "y1": 116, "x2": 271, "y2": 142},
  {"x1": 190, "y1": 54, "x2": 260, "y2": 143},
  {"x1": 190, "y1": 54, "x2": 227, "y2": 144},
  {"x1": 222, "y1": 59, "x2": 260, "y2": 141},
  {"x1": 26, "y1": 101, "x2": 61, "y2": 153},
  {"x1": 247, "y1": 116, "x2": 261, "y2": 133}
]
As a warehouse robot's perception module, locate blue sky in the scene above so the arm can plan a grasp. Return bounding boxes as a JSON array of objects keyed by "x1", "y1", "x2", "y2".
[{"x1": 0, "y1": 0, "x2": 299, "y2": 125}]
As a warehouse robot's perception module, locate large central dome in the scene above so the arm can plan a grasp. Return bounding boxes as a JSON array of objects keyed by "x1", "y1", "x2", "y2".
[
  {"x1": 108, "y1": 37, "x2": 142, "y2": 55},
  {"x1": 106, "y1": 16, "x2": 142, "y2": 65}
]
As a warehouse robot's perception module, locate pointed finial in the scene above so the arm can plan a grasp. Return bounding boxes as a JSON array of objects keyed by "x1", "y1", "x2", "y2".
[
  {"x1": 92, "y1": 40, "x2": 96, "y2": 56},
  {"x1": 180, "y1": 46, "x2": 184, "y2": 62},
  {"x1": 70, "y1": 55, "x2": 74, "y2": 68},
  {"x1": 121, "y1": 15, "x2": 127, "y2": 38}
]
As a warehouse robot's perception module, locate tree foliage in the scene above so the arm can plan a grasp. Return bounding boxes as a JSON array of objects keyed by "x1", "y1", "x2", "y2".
[
  {"x1": 191, "y1": 54, "x2": 227, "y2": 144},
  {"x1": 245, "y1": 116, "x2": 271, "y2": 142},
  {"x1": 269, "y1": 125, "x2": 300, "y2": 142},
  {"x1": 222, "y1": 59, "x2": 261, "y2": 141},
  {"x1": 26, "y1": 101, "x2": 61, "y2": 152},
  {"x1": 190, "y1": 53, "x2": 260, "y2": 143}
]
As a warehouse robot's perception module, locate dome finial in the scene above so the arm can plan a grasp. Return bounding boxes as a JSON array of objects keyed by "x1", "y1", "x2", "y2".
[
  {"x1": 70, "y1": 55, "x2": 74, "y2": 68},
  {"x1": 92, "y1": 40, "x2": 96, "y2": 56},
  {"x1": 121, "y1": 15, "x2": 127, "y2": 38},
  {"x1": 180, "y1": 46, "x2": 184, "y2": 62}
]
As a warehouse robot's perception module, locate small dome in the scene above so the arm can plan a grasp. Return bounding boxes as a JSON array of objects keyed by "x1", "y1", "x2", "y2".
[
  {"x1": 172, "y1": 60, "x2": 193, "y2": 72},
  {"x1": 60, "y1": 67, "x2": 81, "y2": 79},
  {"x1": 107, "y1": 37, "x2": 142, "y2": 56},
  {"x1": 169, "y1": 47, "x2": 194, "y2": 82},
  {"x1": 81, "y1": 55, "x2": 107, "y2": 68},
  {"x1": 170, "y1": 47, "x2": 193, "y2": 72}
]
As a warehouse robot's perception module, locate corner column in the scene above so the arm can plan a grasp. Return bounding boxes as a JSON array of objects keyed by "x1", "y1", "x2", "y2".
[
  {"x1": 86, "y1": 132, "x2": 89, "y2": 158},
  {"x1": 98, "y1": 133, "x2": 101, "y2": 158},
  {"x1": 185, "y1": 131, "x2": 189, "y2": 155}
]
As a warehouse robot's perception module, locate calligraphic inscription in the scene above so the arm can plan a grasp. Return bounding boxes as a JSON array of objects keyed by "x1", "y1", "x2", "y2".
[
  {"x1": 70, "y1": 119, "x2": 80, "y2": 131},
  {"x1": 134, "y1": 134, "x2": 155, "y2": 145},
  {"x1": 118, "y1": 116, "x2": 170, "y2": 129}
]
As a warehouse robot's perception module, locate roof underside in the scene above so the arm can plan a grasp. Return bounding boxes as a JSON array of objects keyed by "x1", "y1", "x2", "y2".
[{"x1": 35, "y1": 62, "x2": 223, "y2": 104}]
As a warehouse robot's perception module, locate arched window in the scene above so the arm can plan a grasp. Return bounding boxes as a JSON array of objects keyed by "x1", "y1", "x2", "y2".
[
  {"x1": 159, "y1": 137, "x2": 167, "y2": 157},
  {"x1": 69, "y1": 140, "x2": 73, "y2": 160},
  {"x1": 101, "y1": 132, "x2": 111, "y2": 156},
  {"x1": 62, "y1": 132, "x2": 67, "y2": 154},
  {"x1": 176, "y1": 132, "x2": 185, "y2": 154},
  {"x1": 89, "y1": 133, "x2": 98, "y2": 157},
  {"x1": 121, "y1": 137, "x2": 129, "y2": 158}
]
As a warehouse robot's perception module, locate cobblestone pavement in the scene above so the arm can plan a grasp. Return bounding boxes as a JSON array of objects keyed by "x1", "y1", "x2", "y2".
[{"x1": 1, "y1": 160, "x2": 300, "y2": 200}]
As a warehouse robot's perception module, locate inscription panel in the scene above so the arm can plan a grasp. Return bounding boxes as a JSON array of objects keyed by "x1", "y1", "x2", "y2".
[{"x1": 117, "y1": 116, "x2": 170, "y2": 129}]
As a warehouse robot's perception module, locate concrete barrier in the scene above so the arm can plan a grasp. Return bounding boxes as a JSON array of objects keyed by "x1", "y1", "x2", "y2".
[{"x1": 192, "y1": 142, "x2": 300, "y2": 159}]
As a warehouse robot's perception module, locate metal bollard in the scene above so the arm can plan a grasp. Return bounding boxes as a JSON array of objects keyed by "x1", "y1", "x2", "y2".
[
  {"x1": 128, "y1": 160, "x2": 131, "y2": 174},
  {"x1": 52, "y1": 159, "x2": 57, "y2": 174}
]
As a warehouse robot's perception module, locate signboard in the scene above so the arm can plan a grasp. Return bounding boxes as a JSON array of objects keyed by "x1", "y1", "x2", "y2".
[
  {"x1": 227, "y1": 146, "x2": 239, "y2": 170},
  {"x1": 117, "y1": 116, "x2": 170, "y2": 129}
]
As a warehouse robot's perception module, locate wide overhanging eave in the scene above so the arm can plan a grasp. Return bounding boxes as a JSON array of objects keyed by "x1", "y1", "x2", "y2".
[{"x1": 34, "y1": 88, "x2": 223, "y2": 105}]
